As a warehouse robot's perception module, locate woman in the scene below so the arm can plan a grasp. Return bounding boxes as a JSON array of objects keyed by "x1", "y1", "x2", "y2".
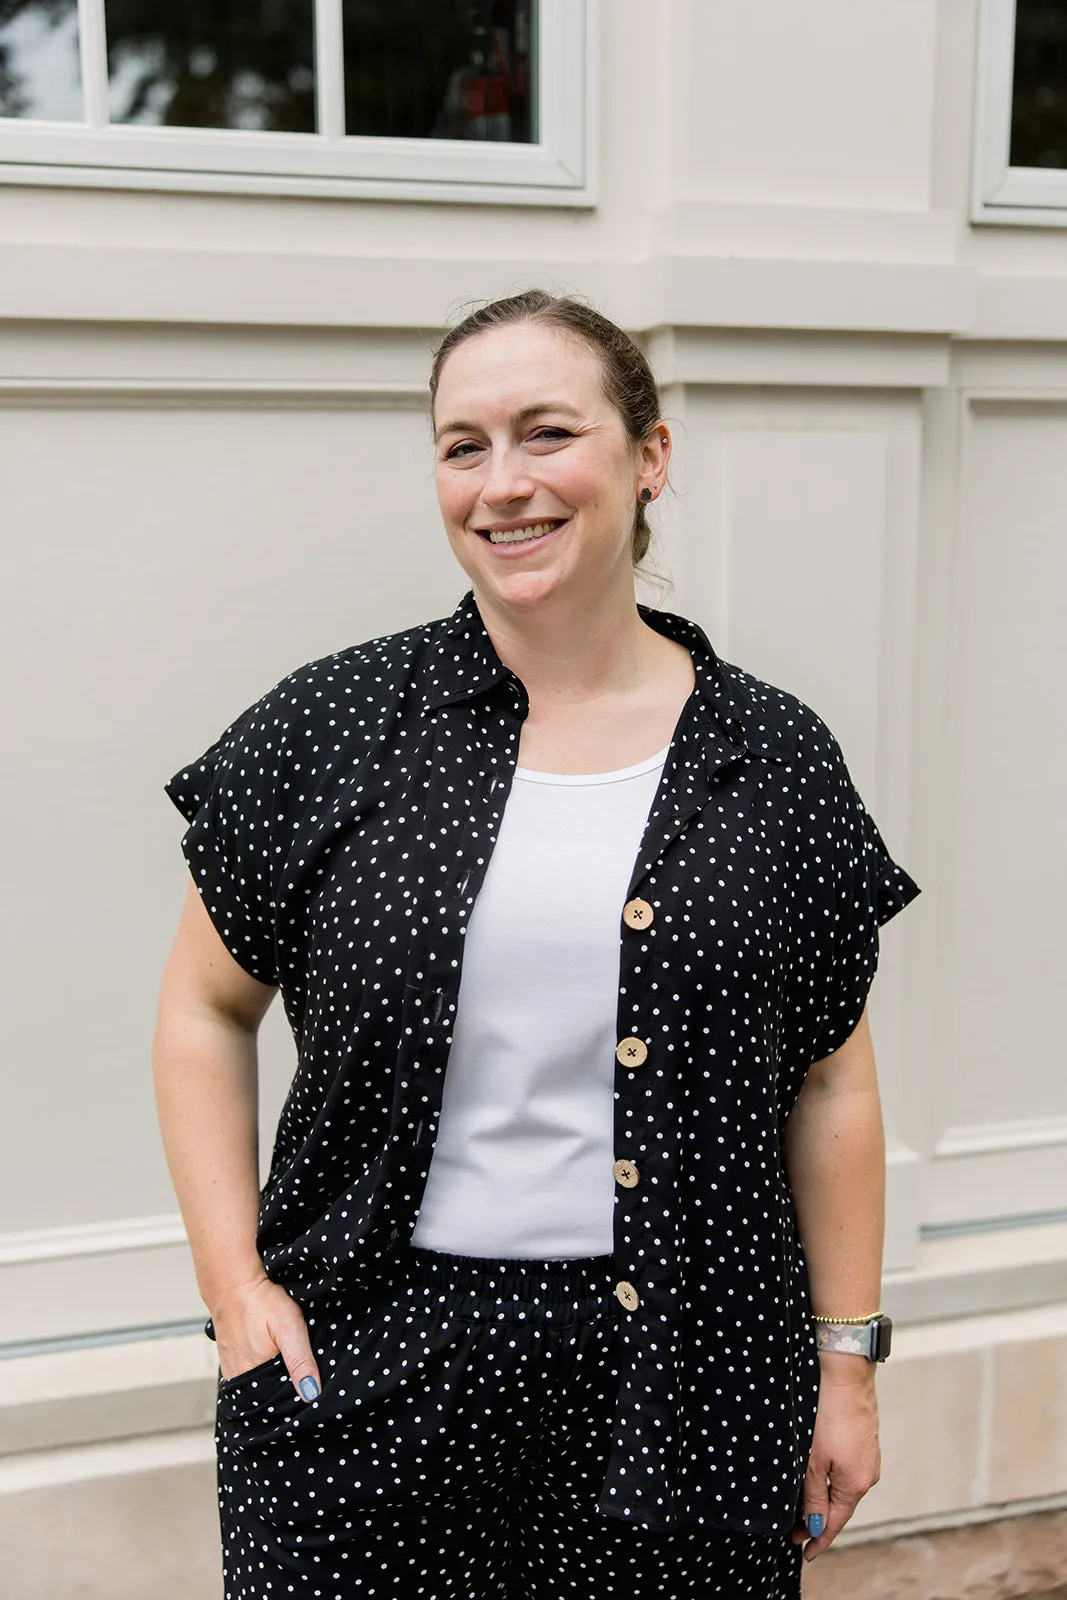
[{"x1": 155, "y1": 290, "x2": 919, "y2": 1599}]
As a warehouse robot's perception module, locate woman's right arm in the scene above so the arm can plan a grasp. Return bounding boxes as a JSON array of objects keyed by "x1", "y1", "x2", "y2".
[{"x1": 153, "y1": 876, "x2": 321, "y2": 1399}]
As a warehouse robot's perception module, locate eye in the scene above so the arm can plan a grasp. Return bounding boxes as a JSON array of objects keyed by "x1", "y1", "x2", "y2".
[
  {"x1": 530, "y1": 426, "x2": 571, "y2": 443},
  {"x1": 444, "y1": 440, "x2": 483, "y2": 459}
]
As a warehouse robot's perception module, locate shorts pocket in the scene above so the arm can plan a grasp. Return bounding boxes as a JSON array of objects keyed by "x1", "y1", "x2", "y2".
[{"x1": 218, "y1": 1351, "x2": 290, "y2": 1410}]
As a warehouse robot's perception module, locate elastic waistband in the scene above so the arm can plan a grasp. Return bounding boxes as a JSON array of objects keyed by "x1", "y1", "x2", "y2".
[{"x1": 390, "y1": 1245, "x2": 618, "y2": 1326}]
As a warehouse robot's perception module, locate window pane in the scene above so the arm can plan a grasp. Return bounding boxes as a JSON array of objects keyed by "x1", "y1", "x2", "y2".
[
  {"x1": 1011, "y1": 0, "x2": 1067, "y2": 169},
  {"x1": 105, "y1": 0, "x2": 315, "y2": 131},
  {"x1": 0, "y1": 0, "x2": 82, "y2": 121},
  {"x1": 342, "y1": 0, "x2": 535, "y2": 142}
]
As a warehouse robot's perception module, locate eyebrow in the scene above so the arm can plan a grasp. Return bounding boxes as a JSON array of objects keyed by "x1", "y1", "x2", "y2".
[{"x1": 434, "y1": 401, "x2": 583, "y2": 441}]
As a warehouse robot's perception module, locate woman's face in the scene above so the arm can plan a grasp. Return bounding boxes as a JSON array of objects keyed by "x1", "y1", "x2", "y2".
[{"x1": 433, "y1": 321, "x2": 660, "y2": 616}]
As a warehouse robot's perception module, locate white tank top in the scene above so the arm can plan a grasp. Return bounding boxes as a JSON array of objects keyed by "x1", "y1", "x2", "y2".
[{"x1": 411, "y1": 744, "x2": 669, "y2": 1259}]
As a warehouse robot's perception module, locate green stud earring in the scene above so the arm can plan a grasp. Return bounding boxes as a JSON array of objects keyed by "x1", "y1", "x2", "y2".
[{"x1": 639, "y1": 487, "x2": 653, "y2": 503}]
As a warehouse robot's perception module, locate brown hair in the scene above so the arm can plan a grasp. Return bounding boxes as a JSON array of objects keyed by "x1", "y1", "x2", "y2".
[{"x1": 430, "y1": 289, "x2": 664, "y2": 567}]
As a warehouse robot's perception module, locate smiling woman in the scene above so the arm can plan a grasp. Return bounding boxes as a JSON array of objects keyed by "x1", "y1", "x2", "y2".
[
  {"x1": 432, "y1": 290, "x2": 667, "y2": 565},
  {"x1": 429, "y1": 296, "x2": 674, "y2": 707},
  {"x1": 154, "y1": 288, "x2": 919, "y2": 1599}
]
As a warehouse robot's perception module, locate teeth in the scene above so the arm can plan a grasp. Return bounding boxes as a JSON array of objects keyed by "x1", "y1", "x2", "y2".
[{"x1": 486, "y1": 521, "x2": 559, "y2": 545}]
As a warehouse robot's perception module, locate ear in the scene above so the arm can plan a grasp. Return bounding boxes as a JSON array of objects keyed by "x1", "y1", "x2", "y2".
[{"x1": 636, "y1": 423, "x2": 672, "y2": 503}]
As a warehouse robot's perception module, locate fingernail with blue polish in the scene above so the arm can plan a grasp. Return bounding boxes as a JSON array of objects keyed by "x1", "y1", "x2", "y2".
[
  {"x1": 806, "y1": 1513, "x2": 825, "y2": 1538},
  {"x1": 299, "y1": 1376, "x2": 320, "y2": 1403}
]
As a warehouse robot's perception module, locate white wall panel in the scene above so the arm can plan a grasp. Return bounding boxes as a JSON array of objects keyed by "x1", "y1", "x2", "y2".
[
  {"x1": 664, "y1": 391, "x2": 920, "y2": 818},
  {"x1": 722, "y1": 429, "x2": 886, "y2": 798},
  {"x1": 928, "y1": 402, "x2": 1067, "y2": 1225},
  {"x1": 0, "y1": 399, "x2": 457, "y2": 1253},
  {"x1": 659, "y1": 389, "x2": 923, "y2": 1264},
  {"x1": 674, "y1": 0, "x2": 937, "y2": 208}
]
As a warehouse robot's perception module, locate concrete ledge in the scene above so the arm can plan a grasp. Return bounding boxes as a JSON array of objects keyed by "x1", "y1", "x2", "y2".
[
  {"x1": 0, "y1": 1334, "x2": 216, "y2": 1454},
  {"x1": 0, "y1": 1431, "x2": 221, "y2": 1600},
  {"x1": 0, "y1": 241, "x2": 978, "y2": 335},
  {"x1": 851, "y1": 1302, "x2": 1067, "y2": 1532},
  {"x1": 0, "y1": 1230, "x2": 204, "y2": 1346},
  {"x1": 883, "y1": 1222, "x2": 1067, "y2": 1326},
  {"x1": 645, "y1": 327, "x2": 952, "y2": 391}
]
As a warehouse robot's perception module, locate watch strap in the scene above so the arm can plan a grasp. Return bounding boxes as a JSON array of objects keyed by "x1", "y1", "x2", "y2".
[{"x1": 815, "y1": 1314, "x2": 892, "y2": 1362}]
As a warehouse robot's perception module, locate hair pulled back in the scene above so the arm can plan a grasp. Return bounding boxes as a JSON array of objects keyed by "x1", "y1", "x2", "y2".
[{"x1": 430, "y1": 289, "x2": 663, "y2": 567}]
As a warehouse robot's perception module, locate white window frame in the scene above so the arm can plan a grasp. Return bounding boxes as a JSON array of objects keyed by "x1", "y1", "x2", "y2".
[
  {"x1": 0, "y1": 0, "x2": 596, "y2": 206},
  {"x1": 973, "y1": 0, "x2": 1067, "y2": 225}
]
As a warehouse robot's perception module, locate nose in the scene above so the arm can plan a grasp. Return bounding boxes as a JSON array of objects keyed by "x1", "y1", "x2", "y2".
[{"x1": 480, "y1": 443, "x2": 535, "y2": 510}]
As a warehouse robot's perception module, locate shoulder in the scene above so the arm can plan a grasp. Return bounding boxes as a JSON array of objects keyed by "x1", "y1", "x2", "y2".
[
  {"x1": 225, "y1": 611, "x2": 452, "y2": 743},
  {"x1": 644, "y1": 602, "x2": 848, "y2": 778},
  {"x1": 168, "y1": 612, "x2": 451, "y2": 815},
  {"x1": 711, "y1": 653, "x2": 848, "y2": 780}
]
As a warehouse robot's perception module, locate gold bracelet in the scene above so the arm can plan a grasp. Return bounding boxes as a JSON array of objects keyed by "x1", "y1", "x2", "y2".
[{"x1": 812, "y1": 1311, "x2": 882, "y2": 1325}]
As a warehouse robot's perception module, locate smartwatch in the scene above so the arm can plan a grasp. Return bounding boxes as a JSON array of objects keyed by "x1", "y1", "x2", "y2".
[{"x1": 814, "y1": 1314, "x2": 892, "y2": 1362}]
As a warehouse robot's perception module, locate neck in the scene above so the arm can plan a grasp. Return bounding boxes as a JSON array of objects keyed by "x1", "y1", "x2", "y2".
[{"x1": 471, "y1": 578, "x2": 658, "y2": 707}]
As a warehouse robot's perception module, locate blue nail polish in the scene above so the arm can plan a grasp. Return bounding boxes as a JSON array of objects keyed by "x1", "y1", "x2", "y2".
[
  {"x1": 806, "y1": 1512, "x2": 825, "y2": 1538},
  {"x1": 299, "y1": 1375, "x2": 320, "y2": 1402}
]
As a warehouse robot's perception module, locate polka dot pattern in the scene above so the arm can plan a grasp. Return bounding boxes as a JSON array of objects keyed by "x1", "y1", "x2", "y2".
[
  {"x1": 214, "y1": 1249, "x2": 804, "y2": 1596},
  {"x1": 165, "y1": 587, "x2": 919, "y2": 1550}
]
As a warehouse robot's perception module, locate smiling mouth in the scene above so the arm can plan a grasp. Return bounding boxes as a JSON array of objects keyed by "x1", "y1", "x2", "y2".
[{"x1": 478, "y1": 519, "x2": 566, "y2": 545}]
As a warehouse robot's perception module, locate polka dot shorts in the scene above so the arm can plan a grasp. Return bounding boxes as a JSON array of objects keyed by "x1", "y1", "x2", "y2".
[{"x1": 214, "y1": 1249, "x2": 803, "y2": 1597}]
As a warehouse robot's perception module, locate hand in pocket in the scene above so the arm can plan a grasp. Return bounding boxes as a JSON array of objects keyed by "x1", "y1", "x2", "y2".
[{"x1": 212, "y1": 1274, "x2": 323, "y2": 1403}]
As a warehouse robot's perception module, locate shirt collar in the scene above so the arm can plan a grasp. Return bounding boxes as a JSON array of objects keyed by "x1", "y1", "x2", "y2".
[{"x1": 421, "y1": 587, "x2": 790, "y2": 763}]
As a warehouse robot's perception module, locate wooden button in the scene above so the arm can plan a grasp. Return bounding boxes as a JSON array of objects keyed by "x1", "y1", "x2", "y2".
[
  {"x1": 615, "y1": 1280, "x2": 641, "y2": 1312},
  {"x1": 615, "y1": 1036, "x2": 648, "y2": 1068},
  {"x1": 613, "y1": 1159, "x2": 639, "y2": 1189},
  {"x1": 622, "y1": 898, "x2": 654, "y2": 930}
]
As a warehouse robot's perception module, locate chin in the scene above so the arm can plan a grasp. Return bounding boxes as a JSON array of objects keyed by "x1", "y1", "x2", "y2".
[{"x1": 476, "y1": 567, "x2": 568, "y2": 612}]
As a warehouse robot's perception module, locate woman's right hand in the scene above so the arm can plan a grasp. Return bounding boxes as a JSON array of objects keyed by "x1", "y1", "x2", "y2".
[{"x1": 211, "y1": 1273, "x2": 323, "y2": 1402}]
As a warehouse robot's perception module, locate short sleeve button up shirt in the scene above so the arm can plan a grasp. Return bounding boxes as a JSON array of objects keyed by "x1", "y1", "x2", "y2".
[{"x1": 166, "y1": 588, "x2": 919, "y2": 1536}]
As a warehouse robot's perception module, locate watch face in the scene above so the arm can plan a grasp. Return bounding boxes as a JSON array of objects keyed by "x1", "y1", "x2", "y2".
[{"x1": 873, "y1": 1315, "x2": 893, "y2": 1362}]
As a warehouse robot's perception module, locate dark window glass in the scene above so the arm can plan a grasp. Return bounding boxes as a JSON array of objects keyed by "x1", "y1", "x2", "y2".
[
  {"x1": 342, "y1": 0, "x2": 535, "y2": 142},
  {"x1": 104, "y1": 0, "x2": 315, "y2": 131},
  {"x1": 1011, "y1": 0, "x2": 1067, "y2": 169},
  {"x1": 0, "y1": 0, "x2": 82, "y2": 120}
]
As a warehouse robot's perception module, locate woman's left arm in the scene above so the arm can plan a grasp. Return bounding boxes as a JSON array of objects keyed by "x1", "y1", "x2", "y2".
[{"x1": 782, "y1": 1003, "x2": 884, "y2": 1561}]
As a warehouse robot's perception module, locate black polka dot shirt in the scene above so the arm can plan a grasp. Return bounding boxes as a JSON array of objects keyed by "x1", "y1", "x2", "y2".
[{"x1": 165, "y1": 587, "x2": 920, "y2": 1537}]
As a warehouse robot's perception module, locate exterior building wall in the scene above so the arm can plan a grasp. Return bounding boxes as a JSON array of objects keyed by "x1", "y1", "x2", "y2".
[{"x1": 1, "y1": 1, "x2": 1065, "y2": 1589}]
